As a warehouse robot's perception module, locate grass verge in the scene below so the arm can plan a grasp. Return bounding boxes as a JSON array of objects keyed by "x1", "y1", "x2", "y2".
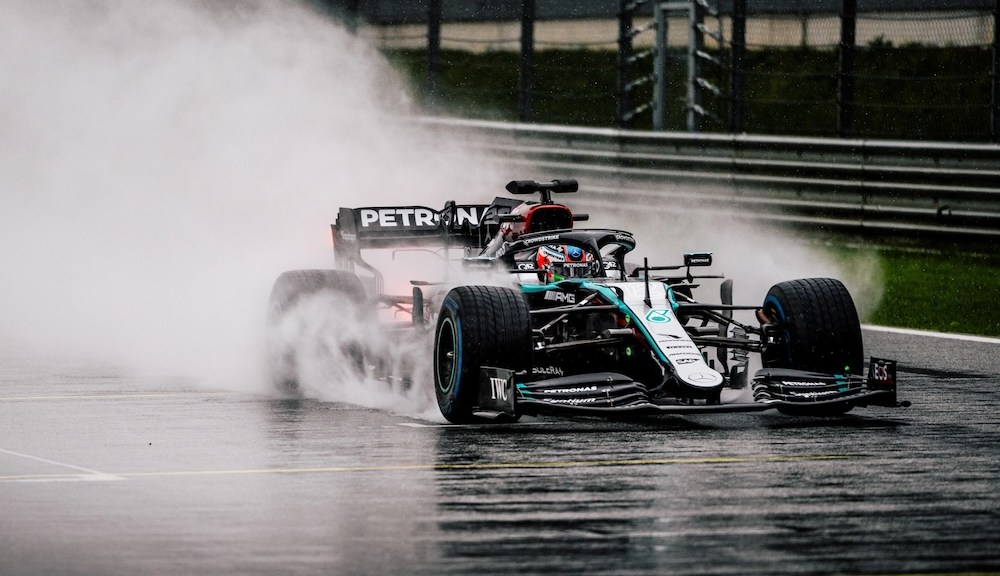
[{"x1": 847, "y1": 247, "x2": 1000, "y2": 338}]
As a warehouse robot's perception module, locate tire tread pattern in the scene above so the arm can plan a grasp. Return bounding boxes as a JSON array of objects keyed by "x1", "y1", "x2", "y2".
[
  {"x1": 764, "y1": 277, "x2": 863, "y2": 375},
  {"x1": 436, "y1": 285, "x2": 532, "y2": 423}
]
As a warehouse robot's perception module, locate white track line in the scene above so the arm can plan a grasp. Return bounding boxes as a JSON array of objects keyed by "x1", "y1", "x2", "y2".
[
  {"x1": 862, "y1": 324, "x2": 1000, "y2": 345},
  {"x1": 0, "y1": 447, "x2": 122, "y2": 482},
  {"x1": 0, "y1": 391, "x2": 237, "y2": 402}
]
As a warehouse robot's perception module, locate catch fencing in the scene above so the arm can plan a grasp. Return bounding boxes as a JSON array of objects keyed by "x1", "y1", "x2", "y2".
[
  {"x1": 354, "y1": 0, "x2": 1000, "y2": 142},
  {"x1": 416, "y1": 116, "x2": 1000, "y2": 242}
]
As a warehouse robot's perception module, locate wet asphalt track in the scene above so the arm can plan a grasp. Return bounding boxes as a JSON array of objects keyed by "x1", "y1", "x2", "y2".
[{"x1": 2, "y1": 327, "x2": 999, "y2": 576}]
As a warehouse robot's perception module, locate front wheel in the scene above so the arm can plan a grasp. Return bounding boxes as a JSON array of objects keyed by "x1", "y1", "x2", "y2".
[
  {"x1": 760, "y1": 277, "x2": 864, "y2": 415},
  {"x1": 434, "y1": 285, "x2": 532, "y2": 424},
  {"x1": 761, "y1": 277, "x2": 863, "y2": 375}
]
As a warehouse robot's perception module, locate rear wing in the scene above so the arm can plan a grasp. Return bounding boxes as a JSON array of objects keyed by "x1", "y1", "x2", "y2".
[
  {"x1": 333, "y1": 204, "x2": 489, "y2": 246},
  {"x1": 332, "y1": 202, "x2": 498, "y2": 268}
]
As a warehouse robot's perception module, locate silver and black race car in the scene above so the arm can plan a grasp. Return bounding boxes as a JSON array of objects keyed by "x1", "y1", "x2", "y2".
[{"x1": 267, "y1": 179, "x2": 906, "y2": 423}]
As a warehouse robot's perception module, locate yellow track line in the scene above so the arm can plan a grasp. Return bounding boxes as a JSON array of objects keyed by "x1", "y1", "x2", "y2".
[{"x1": 0, "y1": 453, "x2": 860, "y2": 482}]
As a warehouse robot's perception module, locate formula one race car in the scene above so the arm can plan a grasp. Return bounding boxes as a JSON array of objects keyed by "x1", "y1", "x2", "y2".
[{"x1": 267, "y1": 179, "x2": 906, "y2": 423}]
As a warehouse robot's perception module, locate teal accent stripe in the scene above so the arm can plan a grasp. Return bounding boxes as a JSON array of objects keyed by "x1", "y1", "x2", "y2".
[
  {"x1": 519, "y1": 281, "x2": 572, "y2": 294},
  {"x1": 835, "y1": 375, "x2": 848, "y2": 393},
  {"x1": 518, "y1": 280, "x2": 670, "y2": 364},
  {"x1": 666, "y1": 286, "x2": 679, "y2": 311},
  {"x1": 581, "y1": 282, "x2": 669, "y2": 363}
]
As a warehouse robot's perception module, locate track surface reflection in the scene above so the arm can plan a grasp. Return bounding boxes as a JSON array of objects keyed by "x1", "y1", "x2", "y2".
[{"x1": 1, "y1": 328, "x2": 998, "y2": 575}]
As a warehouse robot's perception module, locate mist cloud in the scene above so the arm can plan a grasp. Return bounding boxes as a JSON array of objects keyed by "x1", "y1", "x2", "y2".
[
  {"x1": 0, "y1": 0, "x2": 501, "y2": 398},
  {"x1": 0, "y1": 0, "x2": 880, "y2": 414}
]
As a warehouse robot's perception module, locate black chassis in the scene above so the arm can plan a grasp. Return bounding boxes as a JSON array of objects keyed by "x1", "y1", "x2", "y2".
[{"x1": 324, "y1": 184, "x2": 905, "y2": 420}]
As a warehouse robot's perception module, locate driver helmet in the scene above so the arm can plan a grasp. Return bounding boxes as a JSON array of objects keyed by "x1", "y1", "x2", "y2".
[{"x1": 535, "y1": 244, "x2": 595, "y2": 281}]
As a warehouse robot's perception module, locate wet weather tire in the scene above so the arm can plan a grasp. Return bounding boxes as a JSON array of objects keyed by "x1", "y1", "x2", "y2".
[
  {"x1": 434, "y1": 285, "x2": 532, "y2": 424},
  {"x1": 760, "y1": 278, "x2": 864, "y2": 416},
  {"x1": 761, "y1": 277, "x2": 864, "y2": 376},
  {"x1": 268, "y1": 270, "x2": 365, "y2": 314},
  {"x1": 266, "y1": 270, "x2": 366, "y2": 391}
]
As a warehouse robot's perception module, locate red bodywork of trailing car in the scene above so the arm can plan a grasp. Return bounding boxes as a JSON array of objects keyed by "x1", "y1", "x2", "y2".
[{"x1": 499, "y1": 202, "x2": 575, "y2": 240}]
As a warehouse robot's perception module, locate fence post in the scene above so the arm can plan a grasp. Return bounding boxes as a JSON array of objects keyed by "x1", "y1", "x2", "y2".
[
  {"x1": 837, "y1": 0, "x2": 857, "y2": 137},
  {"x1": 519, "y1": 0, "x2": 536, "y2": 123},
  {"x1": 427, "y1": 0, "x2": 442, "y2": 106},
  {"x1": 992, "y1": 0, "x2": 999, "y2": 142},
  {"x1": 687, "y1": 0, "x2": 705, "y2": 132},
  {"x1": 730, "y1": 0, "x2": 747, "y2": 133},
  {"x1": 618, "y1": 0, "x2": 635, "y2": 129},
  {"x1": 344, "y1": 0, "x2": 360, "y2": 33},
  {"x1": 653, "y1": 2, "x2": 668, "y2": 130}
]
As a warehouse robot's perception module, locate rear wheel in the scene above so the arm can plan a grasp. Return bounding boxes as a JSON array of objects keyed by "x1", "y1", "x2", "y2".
[
  {"x1": 434, "y1": 286, "x2": 532, "y2": 424},
  {"x1": 269, "y1": 270, "x2": 365, "y2": 312},
  {"x1": 266, "y1": 270, "x2": 367, "y2": 391}
]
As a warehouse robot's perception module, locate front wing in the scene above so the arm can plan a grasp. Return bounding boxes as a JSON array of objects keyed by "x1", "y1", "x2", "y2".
[{"x1": 474, "y1": 358, "x2": 905, "y2": 419}]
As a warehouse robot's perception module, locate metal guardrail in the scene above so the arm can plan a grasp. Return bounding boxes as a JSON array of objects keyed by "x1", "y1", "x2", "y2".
[{"x1": 416, "y1": 116, "x2": 1000, "y2": 242}]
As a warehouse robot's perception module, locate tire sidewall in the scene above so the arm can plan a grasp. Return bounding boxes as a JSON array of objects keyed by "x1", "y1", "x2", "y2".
[
  {"x1": 432, "y1": 286, "x2": 532, "y2": 424},
  {"x1": 434, "y1": 300, "x2": 469, "y2": 420}
]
